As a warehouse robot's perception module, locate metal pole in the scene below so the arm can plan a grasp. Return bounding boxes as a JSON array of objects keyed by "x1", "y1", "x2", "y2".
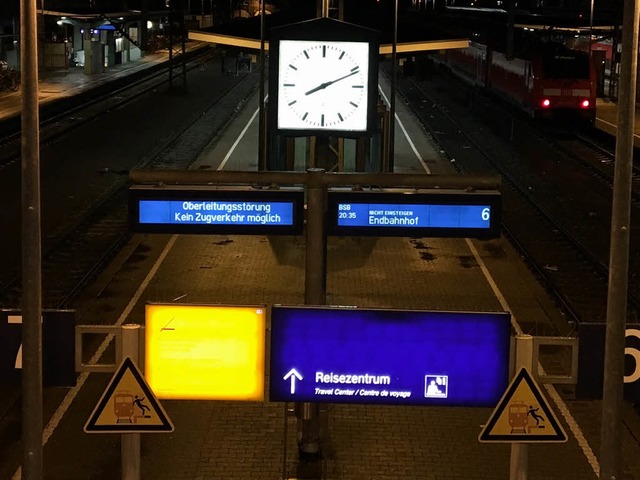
[
  {"x1": 589, "y1": 0, "x2": 595, "y2": 56},
  {"x1": 21, "y1": 0, "x2": 43, "y2": 477},
  {"x1": 121, "y1": 325, "x2": 141, "y2": 480},
  {"x1": 509, "y1": 335, "x2": 533, "y2": 480},
  {"x1": 297, "y1": 168, "x2": 326, "y2": 460},
  {"x1": 304, "y1": 168, "x2": 326, "y2": 306},
  {"x1": 388, "y1": 0, "x2": 398, "y2": 172},
  {"x1": 321, "y1": 0, "x2": 329, "y2": 18},
  {"x1": 600, "y1": 1, "x2": 640, "y2": 479},
  {"x1": 506, "y1": 0, "x2": 515, "y2": 60},
  {"x1": 258, "y1": 0, "x2": 266, "y2": 171}
]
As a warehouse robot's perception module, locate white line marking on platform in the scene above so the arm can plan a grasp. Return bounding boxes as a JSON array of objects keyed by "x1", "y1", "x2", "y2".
[
  {"x1": 388, "y1": 99, "x2": 601, "y2": 475},
  {"x1": 15, "y1": 93, "x2": 260, "y2": 478},
  {"x1": 378, "y1": 85, "x2": 431, "y2": 174},
  {"x1": 217, "y1": 107, "x2": 260, "y2": 171},
  {"x1": 464, "y1": 232, "x2": 599, "y2": 476},
  {"x1": 11, "y1": 241, "x2": 181, "y2": 480},
  {"x1": 391, "y1": 97, "x2": 600, "y2": 476}
]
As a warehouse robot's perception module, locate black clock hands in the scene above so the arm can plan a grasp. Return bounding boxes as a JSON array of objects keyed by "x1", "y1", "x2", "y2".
[{"x1": 304, "y1": 68, "x2": 360, "y2": 96}]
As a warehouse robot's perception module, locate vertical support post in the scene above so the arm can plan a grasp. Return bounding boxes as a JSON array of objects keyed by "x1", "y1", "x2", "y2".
[
  {"x1": 21, "y1": 0, "x2": 43, "y2": 478},
  {"x1": 380, "y1": 102, "x2": 390, "y2": 173},
  {"x1": 297, "y1": 168, "x2": 327, "y2": 460},
  {"x1": 282, "y1": 403, "x2": 289, "y2": 480},
  {"x1": 588, "y1": 0, "x2": 595, "y2": 58},
  {"x1": 304, "y1": 168, "x2": 326, "y2": 307},
  {"x1": 321, "y1": 0, "x2": 329, "y2": 18},
  {"x1": 337, "y1": 137, "x2": 344, "y2": 172},
  {"x1": 600, "y1": 1, "x2": 640, "y2": 479},
  {"x1": 141, "y1": 0, "x2": 149, "y2": 55},
  {"x1": 509, "y1": 335, "x2": 533, "y2": 480},
  {"x1": 506, "y1": 0, "x2": 515, "y2": 60},
  {"x1": 388, "y1": 0, "x2": 398, "y2": 173},
  {"x1": 258, "y1": 0, "x2": 266, "y2": 171},
  {"x1": 308, "y1": 137, "x2": 317, "y2": 169},
  {"x1": 121, "y1": 325, "x2": 141, "y2": 480}
]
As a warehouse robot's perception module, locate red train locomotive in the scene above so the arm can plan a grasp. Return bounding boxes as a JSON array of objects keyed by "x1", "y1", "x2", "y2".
[{"x1": 433, "y1": 40, "x2": 597, "y2": 123}]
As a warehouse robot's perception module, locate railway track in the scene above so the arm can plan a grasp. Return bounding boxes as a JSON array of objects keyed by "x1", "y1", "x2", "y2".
[
  {"x1": 0, "y1": 46, "x2": 216, "y2": 169},
  {"x1": 0, "y1": 48, "x2": 262, "y2": 476},
  {"x1": 550, "y1": 133, "x2": 640, "y2": 206},
  {"x1": 0, "y1": 48, "x2": 260, "y2": 307},
  {"x1": 393, "y1": 65, "x2": 640, "y2": 327}
]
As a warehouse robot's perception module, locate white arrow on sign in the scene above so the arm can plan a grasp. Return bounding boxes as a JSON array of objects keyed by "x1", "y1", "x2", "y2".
[{"x1": 283, "y1": 368, "x2": 303, "y2": 394}]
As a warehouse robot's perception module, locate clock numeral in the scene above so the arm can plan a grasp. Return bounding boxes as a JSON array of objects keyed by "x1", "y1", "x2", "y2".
[
  {"x1": 283, "y1": 83, "x2": 295, "y2": 87},
  {"x1": 338, "y1": 113, "x2": 344, "y2": 122},
  {"x1": 304, "y1": 50, "x2": 309, "y2": 59},
  {"x1": 352, "y1": 85, "x2": 364, "y2": 89},
  {"x1": 350, "y1": 101, "x2": 358, "y2": 108},
  {"x1": 302, "y1": 112, "x2": 309, "y2": 121},
  {"x1": 288, "y1": 100, "x2": 297, "y2": 106},
  {"x1": 339, "y1": 51, "x2": 345, "y2": 60},
  {"x1": 322, "y1": 46, "x2": 326, "y2": 57},
  {"x1": 289, "y1": 64, "x2": 298, "y2": 70},
  {"x1": 350, "y1": 66, "x2": 359, "y2": 73},
  {"x1": 321, "y1": 114, "x2": 325, "y2": 127}
]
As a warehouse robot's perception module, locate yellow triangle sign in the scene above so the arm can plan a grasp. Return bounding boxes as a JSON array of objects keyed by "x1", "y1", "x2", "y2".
[
  {"x1": 478, "y1": 367, "x2": 567, "y2": 443},
  {"x1": 84, "y1": 357, "x2": 174, "y2": 433}
]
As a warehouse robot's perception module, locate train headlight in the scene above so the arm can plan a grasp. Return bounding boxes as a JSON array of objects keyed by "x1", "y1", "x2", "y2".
[
  {"x1": 581, "y1": 99, "x2": 590, "y2": 108},
  {"x1": 542, "y1": 99, "x2": 551, "y2": 108}
]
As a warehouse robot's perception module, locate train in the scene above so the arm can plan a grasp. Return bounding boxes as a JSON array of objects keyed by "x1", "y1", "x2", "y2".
[{"x1": 428, "y1": 39, "x2": 597, "y2": 124}]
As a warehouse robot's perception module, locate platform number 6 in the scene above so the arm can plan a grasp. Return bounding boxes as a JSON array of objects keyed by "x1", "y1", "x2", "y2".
[{"x1": 625, "y1": 329, "x2": 640, "y2": 384}]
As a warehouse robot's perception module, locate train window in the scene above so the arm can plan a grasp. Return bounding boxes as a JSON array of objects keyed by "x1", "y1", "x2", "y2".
[{"x1": 542, "y1": 54, "x2": 590, "y2": 79}]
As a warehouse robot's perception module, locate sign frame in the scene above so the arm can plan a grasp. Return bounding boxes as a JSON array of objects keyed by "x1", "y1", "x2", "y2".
[
  {"x1": 269, "y1": 305, "x2": 511, "y2": 407},
  {"x1": 84, "y1": 357, "x2": 174, "y2": 434},
  {"x1": 145, "y1": 303, "x2": 267, "y2": 401},
  {"x1": 326, "y1": 189, "x2": 501, "y2": 238},
  {"x1": 268, "y1": 17, "x2": 380, "y2": 138},
  {"x1": 478, "y1": 367, "x2": 567, "y2": 443},
  {"x1": 128, "y1": 185, "x2": 305, "y2": 235}
]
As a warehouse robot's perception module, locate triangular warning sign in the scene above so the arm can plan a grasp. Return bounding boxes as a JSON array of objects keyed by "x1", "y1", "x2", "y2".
[
  {"x1": 479, "y1": 367, "x2": 567, "y2": 443},
  {"x1": 84, "y1": 357, "x2": 174, "y2": 433}
]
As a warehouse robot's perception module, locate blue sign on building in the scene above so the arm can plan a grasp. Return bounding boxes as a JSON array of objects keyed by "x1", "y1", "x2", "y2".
[
  {"x1": 269, "y1": 306, "x2": 511, "y2": 407},
  {"x1": 327, "y1": 190, "x2": 501, "y2": 238},
  {"x1": 129, "y1": 186, "x2": 305, "y2": 235}
]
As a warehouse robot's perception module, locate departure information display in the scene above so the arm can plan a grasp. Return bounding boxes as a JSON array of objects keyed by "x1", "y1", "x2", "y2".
[
  {"x1": 129, "y1": 186, "x2": 304, "y2": 235},
  {"x1": 269, "y1": 306, "x2": 511, "y2": 406},
  {"x1": 139, "y1": 200, "x2": 294, "y2": 226},
  {"x1": 327, "y1": 190, "x2": 501, "y2": 238}
]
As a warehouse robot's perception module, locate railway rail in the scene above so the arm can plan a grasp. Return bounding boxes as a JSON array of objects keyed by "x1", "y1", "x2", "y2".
[
  {"x1": 0, "y1": 46, "x2": 216, "y2": 169},
  {"x1": 393, "y1": 64, "x2": 640, "y2": 327},
  {"x1": 0, "y1": 47, "x2": 262, "y2": 477},
  {"x1": 0, "y1": 55, "x2": 637, "y2": 478},
  {"x1": 0, "y1": 46, "x2": 259, "y2": 306}
]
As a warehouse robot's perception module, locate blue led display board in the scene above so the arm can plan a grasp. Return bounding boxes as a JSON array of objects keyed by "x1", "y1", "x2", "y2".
[
  {"x1": 327, "y1": 190, "x2": 501, "y2": 238},
  {"x1": 129, "y1": 186, "x2": 304, "y2": 235},
  {"x1": 269, "y1": 306, "x2": 511, "y2": 407}
]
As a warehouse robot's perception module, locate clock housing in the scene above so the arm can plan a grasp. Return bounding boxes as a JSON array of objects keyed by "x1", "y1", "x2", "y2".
[{"x1": 269, "y1": 18, "x2": 379, "y2": 137}]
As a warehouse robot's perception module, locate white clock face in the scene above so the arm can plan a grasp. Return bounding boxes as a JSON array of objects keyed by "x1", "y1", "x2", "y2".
[{"x1": 277, "y1": 39, "x2": 370, "y2": 132}]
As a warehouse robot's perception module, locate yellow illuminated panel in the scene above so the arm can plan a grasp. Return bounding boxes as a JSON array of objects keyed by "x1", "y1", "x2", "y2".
[{"x1": 145, "y1": 304, "x2": 266, "y2": 401}]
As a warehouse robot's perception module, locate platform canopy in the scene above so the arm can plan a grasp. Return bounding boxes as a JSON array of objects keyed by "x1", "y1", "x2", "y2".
[{"x1": 188, "y1": 30, "x2": 469, "y2": 54}]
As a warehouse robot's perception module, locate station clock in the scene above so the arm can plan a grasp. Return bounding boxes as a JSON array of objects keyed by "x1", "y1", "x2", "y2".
[
  {"x1": 269, "y1": 18, "x2": 379, "y2": 137},
  {"x1": 277, "y1": 39, "x2": 370, "y2": 132}
]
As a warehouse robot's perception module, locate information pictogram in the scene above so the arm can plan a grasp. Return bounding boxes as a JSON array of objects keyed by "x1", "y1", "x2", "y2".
[
  {"x1": 84, "y1": 357, "x2": 174, "y2": 433},
  {"x1": 479, "y1": 367, "x2": 567, "y2": 443}
]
